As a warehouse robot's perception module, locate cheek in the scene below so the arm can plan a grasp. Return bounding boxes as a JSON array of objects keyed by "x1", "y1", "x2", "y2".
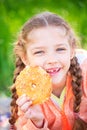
[
  {"x1": 65, "y1": 59, "x2": 71, "y2": 70},
  {"x1": 29, "y1": 57, "x2": 43, "y2": 67},
  {"x1": 62, "y1": 55, "x2": 71, "y2": 69}
]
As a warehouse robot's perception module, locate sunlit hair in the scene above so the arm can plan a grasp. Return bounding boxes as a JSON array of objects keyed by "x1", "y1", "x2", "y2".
[
  {"x1": 9, "y1": 12, "x2": 82, "y2": 129},
  {"x1": 20, "y1": 12, "x2": 76, "y2": 47}
]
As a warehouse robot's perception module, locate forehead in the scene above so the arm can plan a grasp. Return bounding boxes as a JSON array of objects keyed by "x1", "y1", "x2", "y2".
[
  {"x1": 25, "y1": 26, "x2": 70, "y2": 50},
  {"x1": 27, "y1": 26, "x2": 67, "y2": 41}
]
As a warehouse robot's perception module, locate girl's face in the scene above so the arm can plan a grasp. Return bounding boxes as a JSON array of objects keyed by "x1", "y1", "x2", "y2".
[{"x1": 24, "y1": 26, "x2": 74, "y2": 93}]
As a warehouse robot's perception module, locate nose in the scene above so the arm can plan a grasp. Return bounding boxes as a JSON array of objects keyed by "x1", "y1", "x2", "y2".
[{"x1": 46, "y1": 54, "x2": 58, "y2": 66}]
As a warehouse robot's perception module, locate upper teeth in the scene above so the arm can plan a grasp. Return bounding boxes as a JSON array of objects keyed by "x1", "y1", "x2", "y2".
[{"x1": 47, "y1": 69, "x2": 58, "y2": 73}]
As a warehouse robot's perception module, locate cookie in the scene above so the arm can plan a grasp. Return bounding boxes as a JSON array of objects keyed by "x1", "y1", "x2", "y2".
[{"x1": 15, "y1": 66, "x2": 52, "y2": 104}]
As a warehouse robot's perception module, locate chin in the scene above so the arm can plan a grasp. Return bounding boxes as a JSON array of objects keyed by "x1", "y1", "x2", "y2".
[
  {"x1": 52, "y1": 77, "x2": 61, "y2": 85},
  {"x1": 52, "y1": 81, "x2": 60, "y2": 88}
]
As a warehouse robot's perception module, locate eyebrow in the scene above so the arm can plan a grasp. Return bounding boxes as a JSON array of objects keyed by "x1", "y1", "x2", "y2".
[
  {"x1": 32, "y1": 46, "x2": 45, "y2": 49},
  {"x1": 55, "y1": 43, "x2": 68, "y2": 47},
  {"x1": 30, "y1": 46, "x2": 46, "y2": 52},
  {"x1": 29, "y1": 42, "x2": 68, "y2": 51},
  {"x1": 29, "y1": 43, "x2": 47, "y2": 49}
]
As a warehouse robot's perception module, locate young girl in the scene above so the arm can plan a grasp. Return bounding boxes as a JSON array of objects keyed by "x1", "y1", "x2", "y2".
[{"x1": 9, "y1": 12, "x2": 87, "y2": 130}]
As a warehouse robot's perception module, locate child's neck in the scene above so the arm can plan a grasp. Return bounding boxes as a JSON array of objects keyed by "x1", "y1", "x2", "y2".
[
  {"x1": 52, "y1": 76, "x2": 66, "y2": 98},
  {"x1": 53, "y1": 85, "x2": 65, "y2": 98}
]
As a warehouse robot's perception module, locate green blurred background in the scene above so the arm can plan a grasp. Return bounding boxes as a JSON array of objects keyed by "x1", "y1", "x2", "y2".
[{"x1": 0, "y1": 0, "x2": 87, "y2": 97}]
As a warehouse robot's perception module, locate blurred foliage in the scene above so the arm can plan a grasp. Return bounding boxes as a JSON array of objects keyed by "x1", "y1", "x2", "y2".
[{"x1": 0, "y1": 0, "x2": 87, "y2": 96}]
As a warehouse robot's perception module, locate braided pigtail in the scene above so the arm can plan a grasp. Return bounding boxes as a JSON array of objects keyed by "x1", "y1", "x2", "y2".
[
  {"x1": 9, "y1": 57, "x2": 25, "y2": 129},
  {"x1": 9, "y1": 40, "x2": 26, "y2": 129},
  {"x1": 69, "y1": 56, "x2": 82, "y2": 113},
  {"x1": 70, "y1": 57, "x2": 87, "y2": 129}
]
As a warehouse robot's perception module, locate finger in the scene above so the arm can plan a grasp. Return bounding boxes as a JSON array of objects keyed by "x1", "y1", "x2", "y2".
[
  {"x1": 21, "y1": 100, "x2": 32, "y2": 112},
  {"x1": 25, "y1": 107, "x2": 44, "y2": 120},
  {"x1": 16, "y1": 94, "x2": 26, "y2": 103},
  {"x1": 16, "y1": 94, "x2": 31, "y2": 106},
  {"x1": 24, "y1": 109, "x2": 31, "y2": 118}
]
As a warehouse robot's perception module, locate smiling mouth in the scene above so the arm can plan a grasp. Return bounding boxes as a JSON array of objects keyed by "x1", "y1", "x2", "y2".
[{"x1": 46, "y1": 68, "x2": 61, "y2": 76}]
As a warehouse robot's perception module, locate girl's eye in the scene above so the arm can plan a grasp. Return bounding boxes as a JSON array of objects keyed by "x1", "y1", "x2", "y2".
[
  {"x1": 33, "y1": 50, "x2": 44, "y2": 55},
  {"x1": 56, "y1": 48, "x2": 66, "y2": 52}
]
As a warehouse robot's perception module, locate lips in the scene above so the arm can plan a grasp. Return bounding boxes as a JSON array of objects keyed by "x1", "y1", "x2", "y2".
[{"x1": 46, "y1": 67, "x2": 61, "y2": 76}]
